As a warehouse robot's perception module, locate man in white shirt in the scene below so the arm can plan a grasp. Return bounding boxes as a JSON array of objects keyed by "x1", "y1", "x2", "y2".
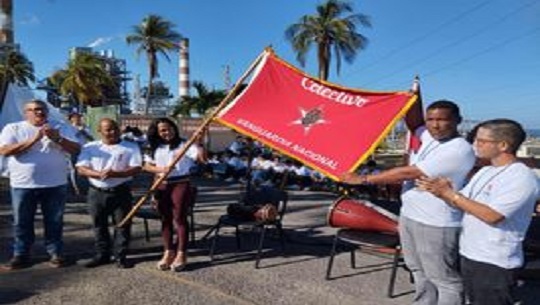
[
  {"x1": 341, "y1": 100, "x2": 476, "y2": 305},
  {"x1": 67, "y1": 112, "x2": 94, "y2": 196},
  {"x1": 418, "y1": 119, "x2": 539, "y2": 305},
  {"x1": 68, "y1": 112, "x2": 94, "y2": 144},
  {"x1": 0, "y1": 99, "x2": 80, "y2": 270},
  {"x1": 76, "y1": 118, "x2": 142, "y2": 269},
  {"x1": 228, "y1": 135, "x2": 246, "y2": 155}
]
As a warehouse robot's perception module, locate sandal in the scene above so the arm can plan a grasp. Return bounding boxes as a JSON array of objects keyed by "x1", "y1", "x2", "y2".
[
  {"x1": 156, "y1": 250, "x2": 176, "y2": 271},
  {"x1": 171, "y1": 252, "x2": 186, "y2": 272}
]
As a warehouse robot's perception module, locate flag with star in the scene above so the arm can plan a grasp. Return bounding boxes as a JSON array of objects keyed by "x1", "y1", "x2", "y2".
[{"x1": 216, "y1": 50, "x2": 418, "y2": 180}]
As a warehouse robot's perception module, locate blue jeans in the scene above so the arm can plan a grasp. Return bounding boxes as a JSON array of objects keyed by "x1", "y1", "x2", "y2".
[
  {"x1": 11, "y1": 185, "x2": 67, "y2": 257},
  {"x1": 399, "y1": 216, "x2": 463, "y2": 305}
]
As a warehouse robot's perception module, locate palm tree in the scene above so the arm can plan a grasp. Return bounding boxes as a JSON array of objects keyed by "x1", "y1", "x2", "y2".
[
  {"x1": 172, "y1": 81, "x2": 226, "y2": 117},
  {"x1": 0, "y1": 49, "x2": 35, "y2": 107},
  {"x1": 49, "y1": 52, "x2": 114, "y2": 108},
  {"x1": 285, "y1": 0, "x2": 371, "y2": 80},
  {"x1": 126, "y1": 14, "x2": 182, "y2": 115}
]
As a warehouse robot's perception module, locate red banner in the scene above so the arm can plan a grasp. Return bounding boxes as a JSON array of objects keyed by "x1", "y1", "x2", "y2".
[{"x1": 217, "y1": 51, "x2": 417, "y2": 180}]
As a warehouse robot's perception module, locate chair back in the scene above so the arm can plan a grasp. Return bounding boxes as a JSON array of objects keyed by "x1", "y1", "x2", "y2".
[
  {"x1": 189, "y1": 185, "x2": 198, "y2": 206},
  {"x1": 273, "y1": 189, "x2": 288, "y2": 221}
]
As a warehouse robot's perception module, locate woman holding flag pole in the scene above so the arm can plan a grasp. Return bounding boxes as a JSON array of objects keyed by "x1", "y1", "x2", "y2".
[{"x1": 143, "y1": 117, "x2": 205, "y2": 271}]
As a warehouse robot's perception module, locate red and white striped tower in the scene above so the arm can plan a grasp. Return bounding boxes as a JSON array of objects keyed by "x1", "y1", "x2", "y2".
[
  {"x1": 0, "y1": 0, "x2": 14, "y2": 44},
  {"x1": 178, "y1": 38, "x2": 190, "y2": 98}
]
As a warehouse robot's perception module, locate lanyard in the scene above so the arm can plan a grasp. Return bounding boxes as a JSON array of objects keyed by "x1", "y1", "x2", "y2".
[
  {"x1": 417, "y1": 140, "x2": 440, "y2": 162},
  {"x1": 467, "y1": 163, "x2": 514, "y2": 200}
]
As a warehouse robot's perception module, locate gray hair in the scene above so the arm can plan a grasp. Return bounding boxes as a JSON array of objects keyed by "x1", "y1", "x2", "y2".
[{"x1": 25, "y1": 99, "x2": 49, "y2": 114}]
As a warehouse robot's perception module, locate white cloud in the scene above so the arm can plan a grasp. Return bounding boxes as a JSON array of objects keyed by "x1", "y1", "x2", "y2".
[
  {"x1": 19, "y1": 14, "x2": 41, "y2": 26},
  {"x1": 87, "y1": 37, "x2": 114, "y2": 48}
]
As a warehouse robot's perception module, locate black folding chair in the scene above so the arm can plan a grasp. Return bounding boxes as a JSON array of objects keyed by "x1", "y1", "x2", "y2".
[
  {"x1": 209, "y1": 186, "x2": 288, "y2": 268},
  {"x1": 326, "y1": 228, "x2": 406, "y2": 298}
]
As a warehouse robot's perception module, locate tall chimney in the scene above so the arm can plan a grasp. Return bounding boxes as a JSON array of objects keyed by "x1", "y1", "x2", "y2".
[
  {"x1": 178, "y1": 38, "x2": 190, "y2": 98},
  {"x1": 0, "y1": 0, "x2": 14, "y2": 44}
]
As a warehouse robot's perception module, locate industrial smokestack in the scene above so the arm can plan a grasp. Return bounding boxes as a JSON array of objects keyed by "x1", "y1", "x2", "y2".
[
  {"x1": 178, "y1": 38, "x2": 190, "y2": 98},
  {"x1": 0, "y1": 0, "x2": 14, "y2": 44}
]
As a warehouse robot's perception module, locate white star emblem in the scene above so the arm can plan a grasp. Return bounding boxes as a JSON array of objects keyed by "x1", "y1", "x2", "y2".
[{"x1": 290, "y1": 106, "x2": 328, "y2": 134}]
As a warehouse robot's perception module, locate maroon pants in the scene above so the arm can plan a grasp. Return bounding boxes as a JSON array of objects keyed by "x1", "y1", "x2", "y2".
[{"x1": 155, "y1": 181, "x2": 191, "y2": 252}]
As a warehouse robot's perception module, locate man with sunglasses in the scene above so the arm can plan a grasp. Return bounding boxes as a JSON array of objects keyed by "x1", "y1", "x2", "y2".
[{"x1": 0, "y1": 99, "x2": 80, "y2": 269}]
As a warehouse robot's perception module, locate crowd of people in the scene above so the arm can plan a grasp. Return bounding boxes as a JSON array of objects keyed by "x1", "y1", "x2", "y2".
[
  {"x1": 0, "y1": 98, "x2": 539, "y2": 305},
  {"x1": 205, "y1": 136, "x2": 342, "y2": 192},
  {"x1": 0, "y1": 100, "x2": 205, "y2": 271}
]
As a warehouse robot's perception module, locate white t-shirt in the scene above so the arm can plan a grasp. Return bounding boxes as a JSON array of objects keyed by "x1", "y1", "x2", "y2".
[
  {"x1": 401, "y1": 127, "x2": 476, "y2": 227},
  {"x1": 0, "y1": 120, "x2": 78, "y2": 188},
  {"x1": 227, "y1": 156, "x2": 247, "y2": 170},
  {"x1": 144, "y1": 142, "x2": 199, "y2": 177},
  {"x1": 76, "y1": 140, "x2": 142, "y2": 188},
  {"x1": 459, "y1": 162, "x2": 539, "y2": 268},
  {"x1": 228, "y1": 140, "x2": 245, "y2": 154}
]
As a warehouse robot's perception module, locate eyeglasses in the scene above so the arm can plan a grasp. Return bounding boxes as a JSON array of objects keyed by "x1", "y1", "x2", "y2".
[{"x1": 25, "y1": 107, "x2": 45, "y2": 112}]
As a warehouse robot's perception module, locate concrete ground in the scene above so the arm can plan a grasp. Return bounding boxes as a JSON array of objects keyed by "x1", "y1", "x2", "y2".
[{"x1": 1, "y1": 177, "x2": 539, "y2": 305}]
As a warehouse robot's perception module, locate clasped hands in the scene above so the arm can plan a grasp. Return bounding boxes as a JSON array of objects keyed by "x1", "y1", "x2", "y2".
[
  {"x1": 416, "y1": 176, "x2": 455, "y2": 199},
  {"x1": 31, "y1": 124, "x2": 61, "y2": 144}
]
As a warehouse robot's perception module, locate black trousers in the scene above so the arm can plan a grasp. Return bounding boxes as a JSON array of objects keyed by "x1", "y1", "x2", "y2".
[
  {"x1": 87, "y1": 185, "x2": 133, "y2": 257},
  {"x1": 461, "y1": 255, "x2": 517, "y2": 305}
]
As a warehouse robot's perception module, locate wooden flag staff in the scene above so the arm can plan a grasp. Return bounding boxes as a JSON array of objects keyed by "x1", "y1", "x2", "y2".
[{"x1": 117, "y1": 48, "x2": 271, "y2": 228}]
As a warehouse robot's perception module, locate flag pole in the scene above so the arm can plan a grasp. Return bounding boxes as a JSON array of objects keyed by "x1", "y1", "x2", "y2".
[
  {"x1": 403, "y1": 75, "x2": 423, "y2": 164},
  {"x1": 117, "y1": 48, "x2": 271, "y2": 228}
]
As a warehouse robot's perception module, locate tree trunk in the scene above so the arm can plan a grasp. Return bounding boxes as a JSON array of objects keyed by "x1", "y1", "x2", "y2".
[
  {"x1": 317, "y1": 43, "x2": 330, "y2": 81},
  {"x1": 0, "y1": 80, "x2": 9, "y2": 111},
  {"x1": 145, "y1": 76, "x2": 153, "y2": 115}
]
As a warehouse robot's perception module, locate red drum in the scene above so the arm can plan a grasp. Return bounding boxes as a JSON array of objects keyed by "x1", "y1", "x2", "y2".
[{"x1": 327, "y1": 197, "x2": 398, "y2": 234}]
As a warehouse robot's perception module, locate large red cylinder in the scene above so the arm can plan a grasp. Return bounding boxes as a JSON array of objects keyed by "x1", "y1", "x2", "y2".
[{"x1": 327, "y1": 197, "x2": 398, "y2": 234}]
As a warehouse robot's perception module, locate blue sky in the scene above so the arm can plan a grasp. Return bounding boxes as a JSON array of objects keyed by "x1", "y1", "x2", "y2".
[{"x1": 14, "y1": 0, "x2": 540, "y2": 128}]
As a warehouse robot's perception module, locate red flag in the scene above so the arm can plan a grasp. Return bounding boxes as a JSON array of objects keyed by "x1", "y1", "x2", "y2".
[{"x1": 217, "y1": 51, "x2": 417, "y2": 180}]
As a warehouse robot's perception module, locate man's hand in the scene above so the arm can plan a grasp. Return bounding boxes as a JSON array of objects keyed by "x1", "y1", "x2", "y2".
[
  {"x1": 42, "y1": 124, "x2": 61, "y2": 142},
  {"x1": 339, "y1": 172, "x2": 366, "y2": 185},
  {"x1": 31, "y1": 128, "x2": 45, "y2": 143},
  {"x1": 99, "y1": 169, "x2": 114, "y2": 180},
  {"x1": 416, "y1": 176, "x2": 454, "y2": 198}
]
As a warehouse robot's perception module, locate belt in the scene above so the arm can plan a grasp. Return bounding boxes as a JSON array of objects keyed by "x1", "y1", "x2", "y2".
[
  {"x1": 164, "y1": 175, "x2": 190, "y2": 184},
  {"x1": 90, "y1": 183, "x2": 129, "y2": 193}
]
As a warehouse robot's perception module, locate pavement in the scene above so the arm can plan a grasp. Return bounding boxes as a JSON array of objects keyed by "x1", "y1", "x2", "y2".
[{"x1": 0, "y1": 177, "x2": 539, "y2": 305}]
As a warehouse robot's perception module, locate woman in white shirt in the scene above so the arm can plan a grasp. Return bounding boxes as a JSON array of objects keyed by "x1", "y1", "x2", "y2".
[{"x1": 144, "y1": 118, "x2": 204, "y2": 272}]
